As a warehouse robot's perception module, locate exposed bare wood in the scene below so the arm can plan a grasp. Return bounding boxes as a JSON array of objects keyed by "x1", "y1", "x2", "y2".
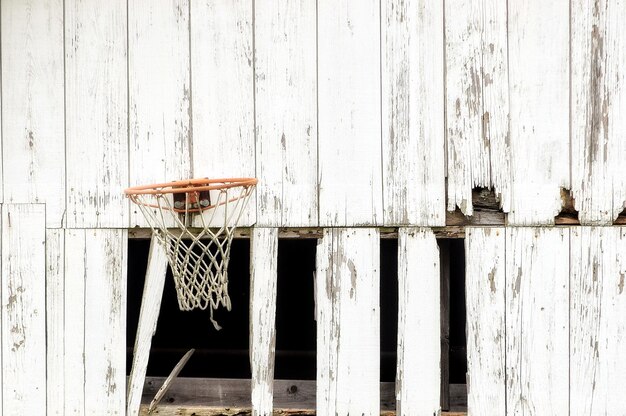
[{"x1": 139, "y1": 407, "x2": 467, "y2": 416}]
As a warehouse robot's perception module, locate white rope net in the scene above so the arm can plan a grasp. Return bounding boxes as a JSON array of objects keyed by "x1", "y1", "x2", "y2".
[{"x1": 130, "y1": 184, "x2": 254, "y2": 330}]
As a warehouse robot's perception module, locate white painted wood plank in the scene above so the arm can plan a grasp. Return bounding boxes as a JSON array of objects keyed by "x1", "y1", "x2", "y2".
[
  {"x1": 465, "y1": 227, "x2": 505, "y2": 416},
  {"x1": 382, "y1": 0, "x2": 445, "y2": 226},
  {"x1": 571, "y1": 0, "x2": 626, "y2": 225},
  {"x1": 396, "y1": 228, "x2": 440, "y2": 414},
  {"x1": 505, "y1": 227, "x2": 569, "y2": 415},
  {"x1": 250, "y1": 228, "x2": 278, "y2": 415},
  {"x1": 254, "y1": 0, "x2": 317, "y2": 227},
  {"x1": 1, "y1": 204, "x2": 46, "y2": 415},
  {"x1": 128, "y1": 0, "x2": 192, "y2": 227},
  {"x1": 127, "y1": 236, "x2": 169, "y2": 416},
  {"x1": 84, "y1": 229, "x2": 127, "y2": 414},
  {"x1": 507, "y1": 1, "x2": 569, "y2": 225},
  {"x1": 318, "y1": 0, "x2": 382, "y2": 226},
  {"x1": 191, "y1": 0, "x2": 256, "y2": 226},
  {"x1": 570, "y1": 227, "x2": 626, "y2": 414},
  {"x1": 445, "y1": 0, "x2": 510, "y2": 216},
  {"x1": 46, "y1": 229, "x2": 65, "y2": 415},
  {"x1": 1, "y1": 0, "x2": 65, "y2": 227},
  {"x1": 316, "y1": 228, "x2": 380, "y2": 414},
  {"x1": 65, "y1": 0, "x2": 129, "y2": 228}
]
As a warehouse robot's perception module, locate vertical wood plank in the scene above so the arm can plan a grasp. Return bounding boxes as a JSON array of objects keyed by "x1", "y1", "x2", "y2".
[
  {"x1": 506, "y1": 227, "x2": 569, "y2": 415},
  {"x1": 396, "y1": 228, "x2": 440, "y2": 415},
  {"x1": 570, "y1": 227, "x2": 626, "y2": 414},
  {"x1": 1, "y1": 204, "x2": 46, "y2": 415},
  {"x1": 190, "y1": 0, "x2": 255, "y2": 225},
  {"x1": 571, "y1": 0, "x2": 626, "y2": 224},
  {"x1": 1, "y1": 0, "x2": 65, "y2": 227},
  {"x1": 254, "y1": 0, "x2": 317, "y2": 227},
  {"x1": 439, "y1": 241, "x2": 450, "y2": 411},
  {"x1": 445, "y1": 0, "x2": 510, "y2": 216},
  {"x1": 250, "y1": 228, "x2": 279, "y2": 415},
  {"x1": 65, "y1": 0, "x2": 129, "y2": 228},
  {"x1": 318, "y1": 0, "x2": 382, "y2": 226},
  {"x1": 316, "y1": 228, "x2": 380, "y2": 414},
  {"x1": 46, "y1": 229, "x2": 65, "y2": 415},
  {"x1": 465, "y1": 227, "x2": 505, "y2": 416},
  {"x1": 128, "y1": 0, "x2": 192, "y2": 227},
  {"x1": 507, "y1": 1, "x2": 569, "y2": 225},
  {"x1": 84, "y1": 229, "x2": 127, "y2": 414},
  {"x1": 381, "y1": 0, "x2": 445, "y2": 226},
  {"x1": 126, "y1": 236, "x2": 169, "y2": 416}
]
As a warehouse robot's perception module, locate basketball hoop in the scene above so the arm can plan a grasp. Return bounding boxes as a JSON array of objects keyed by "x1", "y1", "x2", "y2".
[{"x1": 125, "y1": 177, "x2": 257, "y2": 329}]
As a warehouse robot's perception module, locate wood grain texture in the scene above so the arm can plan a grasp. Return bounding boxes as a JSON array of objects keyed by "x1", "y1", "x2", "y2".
[
  {"x1": 570, "y1": 227, "x2": 626, "y2": 414},
  {"x1": 396, "y1": 228, "x2": 440, "y2": 414},
  {"x1": 250, "y1": 228, "x2": 279, "y2": 415},
  {"x1": 507, "y1": 1, "x2": 569, "y2": 225},
  {"x1": 318, "y1": 0, "x2": 383, "y2": 226},
  {"x1": 381, "y1": 0, "x2": 445, "y2": 226},
  {"x1": 65, "y1": 0, "x2": 128, "y2": 228},
  {"x1": 254, "y1": 0, "x2": 317, "y2": 227},
  {"x1": 127, "y1": 236, "x2": 169, "y2": 416},
  {"x1": 128, "y1": 0, "x2": 192, "y2": 227},
  {"x1": 190, "y1": 0, "x2": 255, "y2": 226},
  {"x1": 445, "y1": 0, "x2": 510, "y2": 216},
  {"x1": 1, "y1": 204, "x2": 46, "y2": 415},
  {"x1": 46, "y1": 229, "x2": 65, "y2": 415},
  {"x1": 1, "y1": 0, "x2": 65, "y2": 227},
  {"x1": 505, "y1": 227, "x2": 569, "y2": 415},
  {"x1": 316, "y1": 228, "x2": 380, "y2": 414},
  {"x1": 571, "y1": 0, "x2": 626, "y2": 225},
  {"x1": 465, "y1": 227, "x2": 505, "y2": 416}
]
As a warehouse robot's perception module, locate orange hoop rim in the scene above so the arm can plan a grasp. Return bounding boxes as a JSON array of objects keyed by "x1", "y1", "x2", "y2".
[{"x1": 124, "y1": 177, "x2": 257, "y2": 196}]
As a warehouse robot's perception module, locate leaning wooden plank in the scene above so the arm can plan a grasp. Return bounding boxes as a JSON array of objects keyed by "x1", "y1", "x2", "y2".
[
  {"x1": 505, "y1": 227, "x2": 569, "y2": 415},
  {"x1": 571, "y1": 0, "x2": 626, "y2": 224},
  {"x1": 148, "y1": 349, "x2": 195, "y2": 413},
  {"x1": 381, "y1": 0, "x2": 445, "y2": 226},
  {"x1": 255, "y1": 0, "x2": 317, "y2": 227},
  {"x1": 127, "y1": 236, "x2": 169, "y2": 416},
  {"x1": 396, "y1": 228, "x2": 440, "y2": 414},
  {"x1": 507, "y1": 1, "x2": 569, "y2": 225},
  {"x1": 570, "y1": 227, "x2": 626, "y2": 414},
  {"x1": 46, "y1": 229, "x2": 65, "y2": 415},
  {"x1": 316, "y1": 228, "x2": 380, "y2": 414},
  {"x1": 1, "y1": 204, "x2": 46, "y2": 414},
  {"x1": 250, "y1": 228, "x2": 279, "y2": 415},
  {"x1": 65, "y1": 0, "x2": 128, "y2": 228},
  {"x1": 465, "y1": 227, "x2": 505, "y2": 415},
  {"x1": 1, "y1": 0, "x2": 65, "y2": 227},
  {"x1": 84, "y1": 229, "x2": 127, "y2": 414},
  {"x1": 190, "y1": 0, "x2": 255, "y2": 226},
  {"x1": 128, "y1": 0, "x2": 192, "y2": 227},
  {"x1": 318, "y1": 0, "x2": 382, "y2": 226}
]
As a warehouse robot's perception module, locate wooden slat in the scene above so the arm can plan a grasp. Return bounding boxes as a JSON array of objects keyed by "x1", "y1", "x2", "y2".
[
  {"x1": 505, "y1": 228, "x2": 569, "y2": 414},
  {"x1": 396, "y1": 228, "x2": 440, "y2": 414},
  {"x1": 507, "y1": 1, "x2": 569, "y2": 225},
  {"x1": 439, "y1": 241, "x2": 451, "y2": 410},
  {"x1": 127, "y1": 236, "x2": 169, "y2": 416},
  {"x1": 318, "y1": 0, "x2": 382, "y2": 226},
  {"x1": 465, "y1": 227, "x2": 505, "y2": 415},
  {"x1": 381, "y1": 0, "x2": 445, "y2": 226},
  {"x1": 445, "y1": 0, "x2": 510, "y2": 216},
  {"x1": 65, "y1": 0, "x2": 128, "y2": 228},
  {"x1": 254, "y1": 0, "x2": 317, "y2": 227},
  {"x1": 316, "y1": 228, "x2": 380, "y2": 414},
  {"x1": 570, "y1": 227, "x2": 626, "y2": 414},
  {"x1": 128, "y1": 0, "x2": 192, "y2": 227},
  {"x1": 190, "y1": 0, "x2": 255, "y2": 226},
  {"x1": 46, "y1": 229, "x2": 65, "y2": 415},
  {"x1": 1, "y1": 204, "x2": 46, "y2": 415},
  {"x1": 1, "y1": 0, "x2": 65, "y2": 227},
  {"x1": 250, "y1": 228, "x2": 279, "y2": 415},
  {"x1": 571, "y1": 0, "x2": 626, "y2": 224}
]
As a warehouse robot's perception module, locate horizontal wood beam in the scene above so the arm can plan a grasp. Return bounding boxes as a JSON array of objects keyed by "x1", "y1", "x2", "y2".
[{"x1": 139, "y1": 407, "x2": 467, "y2": 416}]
